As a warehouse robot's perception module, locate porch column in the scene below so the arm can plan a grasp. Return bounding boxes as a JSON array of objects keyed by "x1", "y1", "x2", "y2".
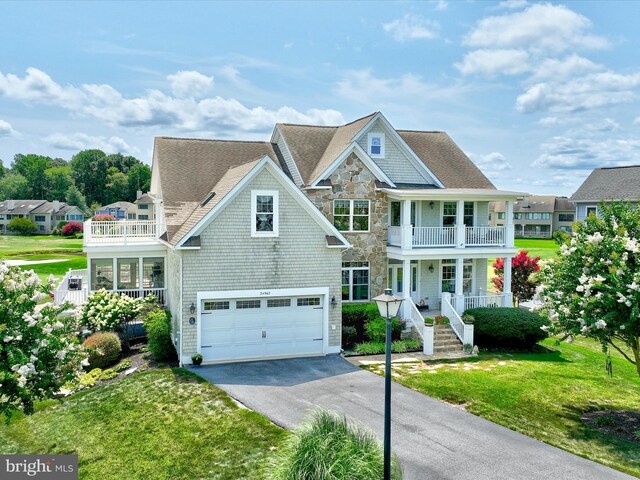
[
  {"x1": 402, "y1": 258, "x2": 411, "y2": 317},
  {"x1": 503, "y1": 256, "x2": 513, "y2": 307},
  {"x1": 456, "y1": 199, "x2": 465, "y2": 248},
  {"x1": 400, "y1": 199, "x2": 413, "y2": 250},
  {"x1": 505, "y1": 200, "x2": 515, "y2": 247},
  {"x1": 454, "y1": 257, "x2": 465, "y2": 314}
]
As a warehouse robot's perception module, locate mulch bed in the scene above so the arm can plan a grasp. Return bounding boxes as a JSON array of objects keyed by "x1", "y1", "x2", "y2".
[{"x1": 582, "y1": 410, "x2": 640, "y2": 443}]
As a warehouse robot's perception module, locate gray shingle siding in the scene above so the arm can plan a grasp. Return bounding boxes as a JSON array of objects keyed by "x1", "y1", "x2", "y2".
[{"x1": 178, "y1": 168, "x2": 342, "y2": 359}]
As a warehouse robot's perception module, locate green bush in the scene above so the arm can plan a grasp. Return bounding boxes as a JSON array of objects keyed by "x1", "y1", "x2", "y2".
[
  {"x1": 113, "y1": 358, "x2": 132, "y2": 372},
  {"x1": 7, "y1": 217, "x2": 37, "y2": 234},
  {"x1": 82, "y1": 332, "x2": 122, "y2": 369},
  {"x1": 342, "y1": 303, "x2": 381, "y2": 348},
  {"x1": 270, "y1": 409, "x2": 402, "y2": 480},
  {"x1": 364, "y1": 316, "x2": 403, "y2": 343},
  {"x1": 99, "y1": 368, "x2": 118, "y2": 380},
  {"x1": 552, "y1": 229, "x2": 571, "y2": 245},
  {"x1": 354, "y1": 339, "x2": 421, "y2": 355},
  {"x1": 464, "y1": 307, "x2": 548, "y2": 350},
  {"x1": 342, "y1": 326, "x2": 357, "y2": 349},
  {"x1": 144, "y1": 309, "x2": 176, "y2": 361}
]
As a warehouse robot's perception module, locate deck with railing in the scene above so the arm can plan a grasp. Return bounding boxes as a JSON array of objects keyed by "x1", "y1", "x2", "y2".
[
  {"x1": 84, "y1": 219, "x2": 160, "y2": 245},
  {"x1": 388, "y1": 225, "x2": 507, "y2": 249}
]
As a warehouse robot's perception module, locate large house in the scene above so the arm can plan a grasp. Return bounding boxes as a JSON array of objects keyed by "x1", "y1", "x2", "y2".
[
  {"x1": 69, "y1": 112, "x2": 525, "y2": 365},
  {"x1": 571, "y1": 165, "x2": 640, "y2": 220},
  {"x1": 0, "y1": 200, "x2": 84, "y2": 234},
  {"x1": 489, "y1": 196, "x2": 575, "y2": 238}
]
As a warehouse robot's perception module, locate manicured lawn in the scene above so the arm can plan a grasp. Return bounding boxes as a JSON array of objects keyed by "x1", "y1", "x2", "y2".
[
  {"x1": 0, "y1": 369, "x2": 287, "y2": 480},
  {"x1": 367, "y1": 338, "x2": 640, "y2": 476},
  {"x1": 7, "y1": 253, "x2": 87, "y2": 282},
  {"x1": 0, "y1": 235, "x2": 83, "y2": 256},
  {"x1": 514, "y1": 238, "x2": 559, "y2": 260}
]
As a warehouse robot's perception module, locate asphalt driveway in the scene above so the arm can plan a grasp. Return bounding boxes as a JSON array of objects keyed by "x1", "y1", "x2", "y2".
[{"x1": 191, "y1": 356, "x2": 633, "y2": 480}]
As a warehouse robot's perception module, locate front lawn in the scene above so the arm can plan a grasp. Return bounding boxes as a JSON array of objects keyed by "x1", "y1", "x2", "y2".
[
  {"x1": 514, "y1": 238, "x2": 559, "y2": 259},
  {"x1": 8, "y1": 253, "x2": 87, "y2": 282},
  {"x1": 0, "y1": 368, "x2": 288, "y2": 480},
  {"x1": 0, "y1": 234, "x2": 83, "y2": 256},
  {"x1": 366, "y1": 338, "x2": 640, "y2": 477}
]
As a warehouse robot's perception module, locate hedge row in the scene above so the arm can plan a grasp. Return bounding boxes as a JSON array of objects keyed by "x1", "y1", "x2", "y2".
[{"x1": 463, "y1": 307, "x2": 548, "y2": 349}]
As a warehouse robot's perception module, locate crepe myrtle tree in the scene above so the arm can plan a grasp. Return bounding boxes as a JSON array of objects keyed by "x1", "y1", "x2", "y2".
[
  {"x1": 492, "y1": 250, "x2": 540, "y2": 306},
  {"x1": 536, "y1": 202, "x2": 640, "y2": 377},
  {"x1": 0, "y1": 262, "x2": 86, "y2": 419}
]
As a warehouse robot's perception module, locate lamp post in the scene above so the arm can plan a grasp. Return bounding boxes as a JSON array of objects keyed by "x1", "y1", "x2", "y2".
[{"x1": 373, "y1": 288, "x2": 404, "y2": 480}]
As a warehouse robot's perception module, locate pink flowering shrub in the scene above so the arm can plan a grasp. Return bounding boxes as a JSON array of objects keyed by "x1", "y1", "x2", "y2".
[
  {"x1": 62, "y1": 221, "x2": 83, "y2": 236},
  {"x1": 92, "y1": 214, "x2": 116, "y2": 222}
]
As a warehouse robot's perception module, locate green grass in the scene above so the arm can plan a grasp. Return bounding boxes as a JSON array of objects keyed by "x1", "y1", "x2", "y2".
[
  {"x1": 0, "y1": 368, "x2": 288, "y2": 480},
  {"x1": 0, "y1": 235, "x2": 83, "y2": 256},
  {"x1": 514, "y1": 238, "x2": 559, "y2": 260},
  {"x1": 368, "y1": 338, "x2": 640, "y2": 477},
  {"x1": 8, "y1": 253, "x2": 87, "y2": 282}
]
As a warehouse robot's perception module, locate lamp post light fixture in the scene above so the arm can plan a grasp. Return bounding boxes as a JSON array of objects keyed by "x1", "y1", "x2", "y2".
[{"x1": 373, "y1": 288, "x2": 404, "y2": 480}]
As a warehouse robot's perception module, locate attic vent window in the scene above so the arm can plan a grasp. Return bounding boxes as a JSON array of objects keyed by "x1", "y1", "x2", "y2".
[
  {"x1": 200, "y1": 192, "x2": 216, "y2": 207},
  {"x1": 367, "y1": 133, "x2": 385, "y2": 158}
]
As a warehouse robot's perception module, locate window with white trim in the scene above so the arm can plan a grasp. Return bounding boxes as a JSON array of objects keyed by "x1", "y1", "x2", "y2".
[
  {"x1": 236, "y1": 300, "x2": 261, "y2": 309},
  {"x1": 464, "y1": 202, "x2": 474, "y2": 226},
  {"x1": 203, "y1": 301, "x2": 229, "y2": 310},
  {"x1": 443, "y1": 202, "x2": 456, "y2": 226},
  {"x1": 267, "y1": 298, "x2": 291, "y2": 308},
  {"x1": 297, "y1": 297, "x2": 321, "y2": 306},
  {"x1": 333, "y1": 200, "x2": 370, "y2": 232},
  {"x1": 441, "y1": 259, "x2": 473, "y2": 295},
  {"x1": 251, "y1": 190, "x2": 279, "y2": 237},
  {"x1": 586, "y1": 206, "x2": 598, "y2": 217},
  {"x1": 342, "y1": 261, "x2": 369, "y2": 302},
  {"x1": 367, "y1": 133, "x2": 385, "y2": 158}
]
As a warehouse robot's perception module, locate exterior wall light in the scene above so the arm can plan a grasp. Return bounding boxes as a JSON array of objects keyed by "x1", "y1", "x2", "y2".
[{"x1": 190, "y1": 302, "x2": 196, "y2": 314}]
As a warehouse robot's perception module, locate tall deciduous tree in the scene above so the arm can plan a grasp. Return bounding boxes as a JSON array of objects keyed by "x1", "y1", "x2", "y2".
[
  {"x1": 11, "y1": 153, "x2": 52, "y2": 199},
  {"x1": 105, "y1": 167, "x2": 129, "y2": 205},
  {"x1": 0, "y1": 173, "x2": 30, "y2": 201},
  {"x1": 65, "y1": 184, "x2": 88, "y2": 214},
  {"x1": 492, "y1": 250, "x2": 540, "y2": 306},
  {"x1": 44, "y1": 166, "x2": 74, "y2": 201},
  {"x1": 538, "y1": 202, "x2": 640, "y2": 377},
  {"x1": 126, "y1": 163, "x2": 151, "y2": 200},
  {"x1": 69, "y1": 149, "x2": 108, "y2": 206}
]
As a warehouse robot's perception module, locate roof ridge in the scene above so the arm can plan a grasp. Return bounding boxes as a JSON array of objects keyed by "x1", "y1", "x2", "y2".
[
  {"x1": 156, "y1": 136, "x2": 273, "y2": 145},
  {"x1": 277, "y1": 112, "x2": 377, "y2": 129},
  {"x1": 598, "y1": 164, "x2": 640, "y2": 170},
  {"x1": 397, "y1": 129, "x2": 446, "y2": 134}
]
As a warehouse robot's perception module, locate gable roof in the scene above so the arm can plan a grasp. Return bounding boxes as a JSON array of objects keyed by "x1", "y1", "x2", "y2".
[
  {"x1": 135, "y1": 193, "x2": 155, "y2": 204},
  {"x1": 99, "y1": 201, "x2": 135, "y2": 211},
  {"x1": 0, "y1": 200, "x2": 46, "y2": 215},
  {"x1": 153, "y1": 136, "x2": 280, "y2": 243},
  {"x1": 554, "y1": 197, "x2": 575, "y2": 212},
  {"x1": 571, "y1": 165, "x2": 640, "y2": 202},
  {"x1": 398, "y1": 131, "x2": 495, "y2": 189}
]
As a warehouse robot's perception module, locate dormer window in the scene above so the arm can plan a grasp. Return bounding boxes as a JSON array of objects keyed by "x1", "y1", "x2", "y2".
[{"x1": 368, "y1": 133, "x2": 385, "y2": 158}]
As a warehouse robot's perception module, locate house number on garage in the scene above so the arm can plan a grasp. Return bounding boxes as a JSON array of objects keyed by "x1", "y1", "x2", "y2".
[{"x1": 259, "y1": 291, "x2": 271, "y2": 296}]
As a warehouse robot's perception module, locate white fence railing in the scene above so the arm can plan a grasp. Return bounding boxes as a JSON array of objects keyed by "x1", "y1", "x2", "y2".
[
  {"x1": 516, "y1": 231, "x2": 552, "y2": 239},
  {"x1": 111, "y1": 288, "x2": 167, "y2": 305},
  {"x1": 54, "y1": 269, "x2": 89, "y2": 306},
  {"x1": 84, "y1": 220, "x2": 158, "y2": 245},
  {"x1": 464, "y1": 292, "x2": 506, "y2": 310},
  {"x1": 387, "y1": 226, "x2": 401, "y2": 246},
  {"x1": 413, "y1": 226, "x2": 456, "y2": 247},
  {"x1": 441, "y1": 292, "x2": 474, "y2": 346},
  {"x1": 465, "y1": 226, "x2": 505, "y2": 246}
]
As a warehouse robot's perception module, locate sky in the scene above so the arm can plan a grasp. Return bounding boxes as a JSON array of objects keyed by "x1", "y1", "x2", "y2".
[{"x1": 1, "y1": 0, "x2": 639, "y2": 196}]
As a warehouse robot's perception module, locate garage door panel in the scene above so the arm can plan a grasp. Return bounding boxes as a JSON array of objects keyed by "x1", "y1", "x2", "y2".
[{"x1": 200, "y1": 294, "x2": 325, "y2": 363}]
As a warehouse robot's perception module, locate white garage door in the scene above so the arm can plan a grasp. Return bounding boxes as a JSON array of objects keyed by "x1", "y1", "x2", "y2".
[{"x1": 200, "y1": 295, "x2": 324, "y2": 362}]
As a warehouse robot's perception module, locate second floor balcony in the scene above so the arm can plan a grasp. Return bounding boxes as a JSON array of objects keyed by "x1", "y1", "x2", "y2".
[
  {"x1": 388, "y1": 224, "x2": 511, "y2": 249},
  {"x1": 84, "y1": 219, "x2": 161, "y2": 246}
]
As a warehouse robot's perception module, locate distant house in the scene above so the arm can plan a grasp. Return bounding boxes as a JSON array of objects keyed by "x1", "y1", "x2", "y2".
[
  {"x1": 490, "y1": 195, "x2": 575, "y2": 238},
  {"x1": 94, "y1": 201, "x2": 136, "y2": 220},
  {"x1": 133, "y1": 191, "x2": 156, "y2": 221},
  {"x1": 571, "y1": 165, "x2": 640, "y2": 220},
  {"x1": 0, "y1": 200, "x2": 84, "y2": 234}
]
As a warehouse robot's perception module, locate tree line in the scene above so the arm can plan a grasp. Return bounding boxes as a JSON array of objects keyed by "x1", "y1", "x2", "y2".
[{"x1": 0, "y1": 150, "x2": 151, "y2": 214}]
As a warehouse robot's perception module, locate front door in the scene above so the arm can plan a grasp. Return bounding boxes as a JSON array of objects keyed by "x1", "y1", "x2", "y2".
[{"x1": 388, "y1": 264, "x2": 419, "y2": 303}]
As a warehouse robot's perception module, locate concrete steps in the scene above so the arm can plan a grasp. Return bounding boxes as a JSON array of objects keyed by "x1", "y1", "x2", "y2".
[{"x1": 433, "y1": 324, "x2": 463, "y2": 353}]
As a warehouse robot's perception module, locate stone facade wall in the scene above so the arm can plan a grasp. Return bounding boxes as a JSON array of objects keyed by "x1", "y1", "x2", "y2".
[{"x1": 306, "y1": 152, "x2": 388, "y2": 299}]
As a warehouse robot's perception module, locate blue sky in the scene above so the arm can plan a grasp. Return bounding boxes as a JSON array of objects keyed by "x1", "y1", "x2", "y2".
[{"x1": 1, "y1": 1, "x2": 639, "y2": 196}]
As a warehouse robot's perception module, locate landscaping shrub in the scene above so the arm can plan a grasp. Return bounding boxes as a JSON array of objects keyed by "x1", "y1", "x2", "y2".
[
  {"x1": 342, "y1": 325, "x2": 357, "y2": 349},
  {"x1": 7, "y1": 217, "x2": 37, "y2": 235},
  {"x1": 552, "y1": 229, "x2": 571, "y2": 245},
  {"x1": 61, "y1": 221, "x2": 83, "y2": 236},
  {"x1": 144, "y1": 309, "x2": 176, "y2": 361},
  {"x1": 83, "y1": 332, "x2": 122, "y2": 369},
  {"x1": 92, "y1": 214, "x2": 116, "y2": 221},
  {"x1": 464, "y1": 307, "x2": 548, "y2": 350},
  {"x1": 81, "y1": 289, "x2": 144, "y2": 332},
  {"x1": 113, "y1": 358, "x2": 132, "y2": 372},
  {"x1": 364, "y1": 316, "x2": 403, "y2": 343},
  {"x1": 270, "y1": 409, "x2": 402, "y2": 480},
  {"x1": 354, "y1": 339, "x2": 421, "y2": 355},
  {"x1": 342, "y1": 303, "x2": 381, "y2": 348},
  {"x1": 100, "y1": 368, "x2": 118, "y2": 381}
]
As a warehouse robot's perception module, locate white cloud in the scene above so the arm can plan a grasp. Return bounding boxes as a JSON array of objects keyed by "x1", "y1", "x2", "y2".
[
  {"x1": 0, "y1": 67, "x2": 344, "y2": 133},
  {"x1": 456, "y1": 49, "x2": 530, "y2": 76},
  {"x1": 634, "y1": 117, "x2": 640, "y2": 125},
  {"x1": 44, "y1": 132, "x2": 137, "y2": 154},
  {"x1": 496, "y1": 0, "x2": 528, "y2": 10},
  {"x1": 167, "y1": 71, "x2": 214, "y2": 98},
  {"x1": 464, "y1": 3, "x2": 608, "y2": 52},
  {"x1": 0, "y1": 119, "x2": 16, "y2": 136},
  {"x1": 584, "y1": 118, "x2": 620, "y2": 132},
  {"x1": 538, "y1": 116, "x2": 561, "y2": 126},
  {"x1": 534, "y1": 135, "x2": 640, "y2": 170},
  {"x1": 516, "y1": 71, "x2": 640, "y2": 113},
  {"x1": 530, "y1": 54, "x2": 601, "y2": 81},
  {"x1": 435, "y1": 1, "x2": 448, "y2": 11},
  {"x1": 383, "y1": 14, "x2": 439, "y2": 42},
  {"x1": 474, "y1": 152, "x2": 513, "y2": 172}
]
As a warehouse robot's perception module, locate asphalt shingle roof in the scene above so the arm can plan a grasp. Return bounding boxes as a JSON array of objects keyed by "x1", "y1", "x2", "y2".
[{"x1": 571, "y1": 165, "x2": 640, "y2": 202}]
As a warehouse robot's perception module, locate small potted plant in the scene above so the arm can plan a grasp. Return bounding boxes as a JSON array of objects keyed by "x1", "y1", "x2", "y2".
[
  {"x1": 434, "y1": 315, "x2": 450, "y2": 325},
  {"x1": 191, "y1": 353, "x2": 203, "y2": 366}
]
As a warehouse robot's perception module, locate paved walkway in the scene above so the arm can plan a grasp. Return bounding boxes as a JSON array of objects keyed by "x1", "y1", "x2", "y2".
[{"x1": 192, "y1": 356, "x2": 633, "y2": 480}]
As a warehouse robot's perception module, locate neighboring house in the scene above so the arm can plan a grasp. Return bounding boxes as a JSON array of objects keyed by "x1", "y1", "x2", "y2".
[
  {"x1": 0, "y1": 200, "x2": 84, "y2": 234},
  {"x1": 73, "y1": 112, "x2": 525, "y2": 365},
  {"x1": 571, "y1": 165, "x2": 640, "y2": 220},
  {"x1": 94, "y1": 201, "x2": 136, "y2": 220},
  {"x1": 134, "y1": 191, "x2": 156, "y2": 221},
  {"x1": 489, "y1": 196, "x2": 575, "y2": 238}
]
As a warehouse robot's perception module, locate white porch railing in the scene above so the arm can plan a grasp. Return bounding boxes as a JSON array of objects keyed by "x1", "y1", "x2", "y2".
[
  {"x1": 413, "y1": 226, "x2": 456, "y2": 247},
  {"x1": 516, "y1": 231, "x2": 552, "y2": 239},
  {"x1": 110, "y1": 288, "x2": 167, "y2": 305},
  {"x1": 400, "y1": 300, "x2": 433, "y2": 356},
  {"x1": 441, "y1": 292, "x2": 474, "y2": 346},
  {"x1": 465, "y1": 226, "x2": 505, "y2": 246},
  {"x1": 54, "y1": 269, "x2": 89, "y2": 306},
  {"x1": 464, "y1": 292, "x2": 506, "y2": 310},
  {"x1": 84, "y1": 220, "x2": 159, "y2": 245},
  {"x1": 387, "y1": 226, "x2": 401, "y2": 246}
]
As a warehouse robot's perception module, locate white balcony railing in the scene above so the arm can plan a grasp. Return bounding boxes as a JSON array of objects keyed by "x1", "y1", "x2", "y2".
[
  {"x1": 465, "y1": 226, "x2": 505, "y2": 246},
  {"x1": 464, "y1": 292, "x2": 507, "y2": 310},
  {"x1": 84, "y1": 220, "x2": 159, "y2": 245},
  {"x1": 441, "y1": 293, "x2": 474, "y2": 346},
  {"x1": 413, "y1": 226, "x2": 456, "y2": 247},
  {"x1": 387, "y1": 226, "x2": 401, "y2": 246}
]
